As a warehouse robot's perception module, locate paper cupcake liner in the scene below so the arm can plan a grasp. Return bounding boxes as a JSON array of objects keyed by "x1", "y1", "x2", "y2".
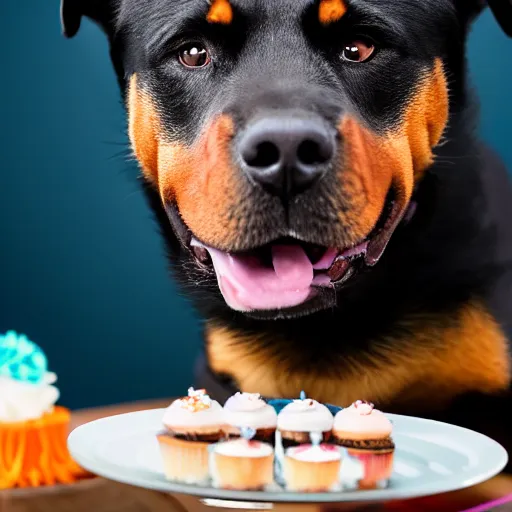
[
  {"x1": 157, "y1": 435, "x2": 212, "y2": 485},
  {"x1": 346, "y1": 449, "x2": 394, "y2": 489},
  {"x1": 283, "y1": 456, "x2": 342, "y2": 492},
  {"x1": 0, "y1": 406, "x2": 89, "y2": 489},
  {"x1": 210, "y1": 451, "x2": 274, "y2": 490}
]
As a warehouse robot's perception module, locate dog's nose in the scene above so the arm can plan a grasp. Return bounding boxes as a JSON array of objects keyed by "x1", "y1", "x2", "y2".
[{"x1": 238, "y1": 114, "x2": 335, "y2": 197}]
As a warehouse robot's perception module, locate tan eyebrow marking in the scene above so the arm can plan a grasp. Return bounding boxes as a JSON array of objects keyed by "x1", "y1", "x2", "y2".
[
  {"x1": 207, "y1": 0, "x2": 233, "y2": 25},
  {"x1": 319, "y1": 0, "x2": 347, "y2": 25}
]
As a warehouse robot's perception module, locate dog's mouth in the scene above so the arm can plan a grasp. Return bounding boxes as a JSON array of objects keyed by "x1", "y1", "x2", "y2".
[{"x1": 187, "y1": 191, "x2": 406, "y2": 313}]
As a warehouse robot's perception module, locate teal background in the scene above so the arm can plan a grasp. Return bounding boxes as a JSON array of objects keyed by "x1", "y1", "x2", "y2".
[{"x1": 0, "y1": 2, "x2": 510, "y2": 410}]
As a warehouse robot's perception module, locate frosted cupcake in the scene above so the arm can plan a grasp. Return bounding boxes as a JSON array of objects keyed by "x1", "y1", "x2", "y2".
[
  {"x1": 157, "y1": 388, "x2": 225, "y2": 484},
  {"x1": 277, "y1": 396, "x2": 334, "y2": 448},
  {"x1": 283, "y1": 433, "x2": 342, "y2": 492},
  {"x1": 223, "y1": 392, "x2": 277, "y2": 443},
  {"x1": 0, "y1": 330, "x2": 88, "y2": 489},
  {"x1": 211, "y1": 428, "x2": 274, "y2": 490},
  {"x1": 333, "y1": 400, "x2": 394, "y2": 488}
]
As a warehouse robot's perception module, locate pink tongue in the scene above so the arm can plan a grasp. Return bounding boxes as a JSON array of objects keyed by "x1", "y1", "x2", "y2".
[{"x1": 205, "y1": 244, "x2": 315, "y2": 311}]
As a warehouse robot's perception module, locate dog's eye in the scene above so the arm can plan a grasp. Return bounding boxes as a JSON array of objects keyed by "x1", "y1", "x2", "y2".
[
  {"x1": 178, "y1": 44, "x2": 211, "y2": 68},
  {"x1": 341, "y1": 40, "x2": 375, "y2": 63}
]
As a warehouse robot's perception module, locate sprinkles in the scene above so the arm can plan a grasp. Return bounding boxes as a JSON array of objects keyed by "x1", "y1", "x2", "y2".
[
  {"x1": 354, "y1": 400, "x2": 375, "y2": 415},
  {"x1": 180, "y1": 388, "x2": 212, "y2": 412}
]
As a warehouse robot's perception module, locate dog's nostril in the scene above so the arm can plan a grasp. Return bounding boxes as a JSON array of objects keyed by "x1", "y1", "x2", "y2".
[
  {"x1": 245, "y1": 141, "x2": 281, "y2": 168},
  {"x1": 238, "y1": 113, "x2": 335, "y2": 198},
  {"x1": 297, "y1": 139, "x2": 329, "y2": 166}
]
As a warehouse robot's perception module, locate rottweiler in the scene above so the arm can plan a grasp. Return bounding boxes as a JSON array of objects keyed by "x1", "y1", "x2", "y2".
[{"x1": 61, "y1": 0, "x2": 512, "y2": 468}]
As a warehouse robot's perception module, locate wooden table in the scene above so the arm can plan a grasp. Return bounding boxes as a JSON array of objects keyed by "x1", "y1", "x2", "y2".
[{"x1": 2, "y1": 399, "x2": 512, "y2": 512}]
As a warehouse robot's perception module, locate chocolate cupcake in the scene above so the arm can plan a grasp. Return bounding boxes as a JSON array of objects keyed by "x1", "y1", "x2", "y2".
[
  {"x1": 277, "y1": 397, "x2": 334, "y2": 448},
  {"x1": 223, "y1": 392, "x2": 277, "y2": 443},
  {"x1": 333, "y1": 400, "x2": 394, "y2": 489},
  {"x1": 157, "y1": 388, "x2": 225, "y2": 484}
]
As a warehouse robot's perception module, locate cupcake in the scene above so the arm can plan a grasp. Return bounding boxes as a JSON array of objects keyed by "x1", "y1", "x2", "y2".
[
  {"x1": 210, "y1": 428, "x2": 274, "y2": 490},
  {"x1": 0, "y1": 330, "x2": 88, "y2": 489},
  {"x1": 277, "y1": 396, "x2": 334, "y2": 448},
  {"x1": 157, "y1": 388, "x2": 225, "y2": 484},
  {"x1": 333, "y1": 400, "x2": 394, "y2": 489},
  {"x1": 283, "y1": 433, "x2": 342, "y2": 492},
  {"x1": 223, "y1": 392, "x2": 277, "y2": 443}
]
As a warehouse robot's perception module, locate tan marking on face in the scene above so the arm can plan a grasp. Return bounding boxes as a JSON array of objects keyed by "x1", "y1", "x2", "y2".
[
  {"x1": 207, "y1": 0, "x2": 233, "y2": 25},
  {"x1": 128, "y1": 74, "x2": 159, "y2": 184},
  {"x1": 337, "y1": 58, "x2": 449, "y2": 242},
  {"x1": 401, "y1": 58, "x2": 449, "y2": 178},
  {"x1": 319, "y1": 0, "x2": 347, "y2": 25},
  {"x1": 206, "y1": 301, "x2": 510, "y2": 411},
  {"x1": 157, "y1": 116, "x2": 242, "y2": 245},
  {"x1": 128, "y1": 75, "x2": 243, "y2": 247},
  {"x1": 338, "y1": 116, "x2": 408, "y2": 242}
]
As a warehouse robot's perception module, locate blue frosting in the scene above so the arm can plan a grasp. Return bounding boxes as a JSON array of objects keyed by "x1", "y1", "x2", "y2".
[
  {"x1": 0, "y1": 331, "x2": 48, "y2": 385},
  {"x1": 325, "y1": 403, "x2": 343, "y2": 415},
  {"x1": 267, "y1": 398, "x2": 342, "y2": 416},
  {"x1": 267, "y1": 399, "x2": 293, "y2": 414}
]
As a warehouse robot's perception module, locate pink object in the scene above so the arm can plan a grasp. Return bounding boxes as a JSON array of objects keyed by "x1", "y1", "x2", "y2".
[
  {"x1": 198, "y1": 242, "x2": 318, "y2": 312},
  {"x1": 459, "y1": 494, "x2": 512, "y2": 512},
  {"x1": 348, "y1": 449, "x2": 394, "y2": 487}
]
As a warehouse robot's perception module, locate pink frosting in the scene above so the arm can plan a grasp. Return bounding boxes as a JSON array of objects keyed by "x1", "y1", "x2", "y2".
[{"x1": 333, "y1": 401, "x2": 392, "y2": 438}]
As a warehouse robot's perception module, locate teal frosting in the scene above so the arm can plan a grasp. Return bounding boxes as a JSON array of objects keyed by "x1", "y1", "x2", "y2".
[
  {"x1": 0, "y1": 330, "x2": 48, "y2": 384},
  {"x1": 267, "y1": 398, "x2": 342, "y2": 416}
]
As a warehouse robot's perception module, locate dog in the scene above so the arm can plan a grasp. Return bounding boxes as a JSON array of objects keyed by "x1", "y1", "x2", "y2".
[{"x1": 61, "y1": 0, "x2": 512, "y2": 466}]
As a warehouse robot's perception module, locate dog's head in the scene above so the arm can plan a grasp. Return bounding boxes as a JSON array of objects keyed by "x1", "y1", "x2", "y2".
[{"x1": 62, "y1": 0, "x2": 511, "y2": 319}]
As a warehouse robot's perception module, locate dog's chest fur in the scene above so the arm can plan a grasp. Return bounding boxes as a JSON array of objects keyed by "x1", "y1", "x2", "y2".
[{"x1": 206, "y1": 300, "x2": 510, "y2": 413}]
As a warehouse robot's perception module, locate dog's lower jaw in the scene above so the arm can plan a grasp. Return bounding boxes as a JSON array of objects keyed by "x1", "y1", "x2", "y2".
[
  {"x1": 205, "y1": 300, "x2": 510, "y2": 413},
  {"x1": 165, "y1": 185, "x2": 406, "y2": 318}
]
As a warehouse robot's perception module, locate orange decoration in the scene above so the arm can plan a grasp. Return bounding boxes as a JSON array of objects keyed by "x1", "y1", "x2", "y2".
[
  {"x1": 207, "y1": 0, "x2": 233, "y2": 25},
  {"x1": 319, "y1": 0, "x2": 347, "y2": 25},
  {"x1": 180, "y1": 388, "x2": 212, "y2": 412},
  {"x1": 0, "y1": 407, "x2": 90, "y2": 489}
]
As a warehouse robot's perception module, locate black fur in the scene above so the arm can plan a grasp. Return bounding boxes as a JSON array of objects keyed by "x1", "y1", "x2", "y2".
[{"x1": 62, "y1": 0, "x2": 512, "y2": 466}]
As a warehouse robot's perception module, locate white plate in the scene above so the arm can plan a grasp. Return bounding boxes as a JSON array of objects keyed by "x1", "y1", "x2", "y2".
[{"x1": 68, "y1": 409, "x2": 507, "y2": 504}]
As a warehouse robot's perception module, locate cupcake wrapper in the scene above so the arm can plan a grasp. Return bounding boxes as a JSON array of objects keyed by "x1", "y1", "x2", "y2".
[
  {"x1": 283, "y1": 456, "x2": 342, "y2": 492},
  {"x1": 157, "y1": 435, "x2": 212, "y2": 485},
  {"x1": 273, "y1": 430, "x2": 285, "y2": 486},
  {"x1": 0, "y1": 407, "x2": 89, "y2": 490},
  {"x1": 210, "y1": 452, "x2": 274, "y2": 490},
  {"x1": 346, "y1": 449, "x2": 394, "y2": 489}
]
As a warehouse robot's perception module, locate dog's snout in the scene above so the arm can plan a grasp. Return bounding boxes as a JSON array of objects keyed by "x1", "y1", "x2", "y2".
[{"x1": 238, "y1": 114, "x2": 335, "y2": 197}]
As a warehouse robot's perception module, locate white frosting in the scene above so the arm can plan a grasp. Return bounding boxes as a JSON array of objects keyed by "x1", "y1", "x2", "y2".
[
  {"x1": 0, "y1": 373, "x2": 59, "y2": 423},
  {"x1": 163, "y1": 397, "x2": 225, "y2": 429},
  {"x1": 224, "y1": 393, "x2": 277, "y2": 429},
  {"x1": 277, "y1": 399, "x2": 333, "y2": 432},
  {"x1": 214, "y1": 439, "x2": 273, "y2": 458},
  {"x1": 333, "y1": 403, "x2": 392, "y2": 438},
  {"x1": 287, "y1": 444, "x2": 342, "y2": 463}
]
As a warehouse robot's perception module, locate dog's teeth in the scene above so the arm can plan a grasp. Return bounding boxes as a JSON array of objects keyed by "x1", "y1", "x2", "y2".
[
  {"x1": 193, "y1": 246, "x2": 210, "y2": 263},
  {"x1": 327, "y1": 257, "x2": 350, "y2": 282}
]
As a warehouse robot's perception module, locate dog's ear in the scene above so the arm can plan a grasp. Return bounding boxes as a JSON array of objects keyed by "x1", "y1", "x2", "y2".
[
  {"x1": 487, "y1": 0, "x2": 512, "y2": 37},
  {"x1": 61, "y1": 0, "x2": 118, "y2": 38},
  {"x1": 61, "y1": 0, "x2": 81, "y2": 38},
  {"x1": 456, "y1": 0, "x2": 512, "y2": 37}
]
